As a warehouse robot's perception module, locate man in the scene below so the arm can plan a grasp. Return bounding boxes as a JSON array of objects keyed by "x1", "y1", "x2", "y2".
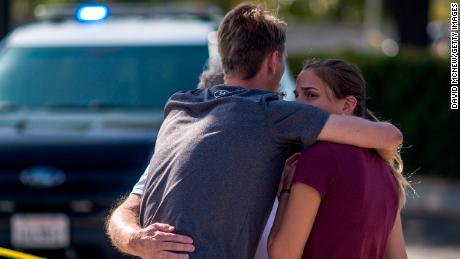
[{"x1": 106, "y1": 3, "x2": 402, "y2": 259}]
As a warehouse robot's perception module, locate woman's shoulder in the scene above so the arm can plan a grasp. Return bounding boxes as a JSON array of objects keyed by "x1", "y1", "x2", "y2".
[
  {"x1": 296, "y1": 142, "x2": 345, "y2": 173},
  {"x1": 298, "y1": 141, "x2": 375, "y2": 173},
  {"x1": 303, "y1": 141, "x2": 366, "y2": 156}
]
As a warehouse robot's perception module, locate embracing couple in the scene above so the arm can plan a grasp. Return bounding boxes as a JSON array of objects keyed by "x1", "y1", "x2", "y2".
[{"x1": 106, "y1": 3, "x2": 409, "y2": 259}]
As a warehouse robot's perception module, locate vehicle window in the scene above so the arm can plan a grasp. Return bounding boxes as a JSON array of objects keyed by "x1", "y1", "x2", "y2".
[{"x1": 0, "y1": 45, "x2": 209, "y2": 109}]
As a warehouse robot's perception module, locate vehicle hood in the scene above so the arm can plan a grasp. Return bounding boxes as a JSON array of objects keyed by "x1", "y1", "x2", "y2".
[
  {"x1": 0, "y1": 110, "x2": 163, "y2": 202},
  {"x1": 0, "y1": 109, "x2": 163, "y2": 141}
]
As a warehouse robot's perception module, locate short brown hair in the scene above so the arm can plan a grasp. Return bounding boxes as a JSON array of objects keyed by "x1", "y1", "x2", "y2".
[{"x1": 218, "y1": 3, "x2": 286, "y2": 79}]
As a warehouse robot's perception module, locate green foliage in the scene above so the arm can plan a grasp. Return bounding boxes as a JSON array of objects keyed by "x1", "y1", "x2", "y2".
[{"x1": 288, "y1": 52, "x2": 458, "y2": 177}]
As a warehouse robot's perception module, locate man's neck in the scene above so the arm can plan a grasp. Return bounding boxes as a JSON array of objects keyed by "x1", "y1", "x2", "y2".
[{"x1": 224, "y1": 75, "x2": 275, "y2": 92}]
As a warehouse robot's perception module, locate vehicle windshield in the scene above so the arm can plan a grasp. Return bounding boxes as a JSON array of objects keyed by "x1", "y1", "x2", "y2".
[{"x1": 0, "y1": 46, "x2": 209, "y2": 110}]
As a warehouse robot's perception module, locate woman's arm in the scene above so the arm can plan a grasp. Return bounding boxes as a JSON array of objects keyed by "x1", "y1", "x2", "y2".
[
  {"x1": 268, "y1": 183, "x2": 321, "y2": 259},
  {"x1": 384, "y1": 211, "x2": 408, "y2": 259}
]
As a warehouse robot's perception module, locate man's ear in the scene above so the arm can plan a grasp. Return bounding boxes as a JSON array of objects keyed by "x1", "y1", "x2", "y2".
[
  {"x1": 267, "y1": 51, "x2": 279, "y2": 74},
  {"x1": 342, "y1": 95, "x2": 358, "y2": 115}
]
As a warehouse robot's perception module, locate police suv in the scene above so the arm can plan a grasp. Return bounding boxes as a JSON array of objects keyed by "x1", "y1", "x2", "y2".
[{"x1": 0, "y1": 3, "x2": 295, "y2": 258}]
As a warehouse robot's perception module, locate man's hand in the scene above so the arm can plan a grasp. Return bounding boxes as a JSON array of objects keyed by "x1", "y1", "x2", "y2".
[
  {"x1": 129, "y1": 222, "x2": 195, "y2": 259},
  {"x1": 106, "y1": 194, "x2": 195, "y2": 259},
  {"x1": 376, "y1": 146, "x2": 399, "y2": 163}
]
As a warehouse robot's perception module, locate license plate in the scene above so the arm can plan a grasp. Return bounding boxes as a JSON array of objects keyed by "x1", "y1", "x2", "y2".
[{"x1": 11, "y1": 214, "x2": 70, "y2": 249}]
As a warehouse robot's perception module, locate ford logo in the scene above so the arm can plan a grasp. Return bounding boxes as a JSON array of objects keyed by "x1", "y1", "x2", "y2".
[{"x1": 20, "y1": 166, "x2": 66, "y2": 188}]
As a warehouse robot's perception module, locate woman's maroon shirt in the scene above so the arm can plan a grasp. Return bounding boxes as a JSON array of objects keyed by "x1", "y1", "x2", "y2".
[{"x1": 292, "y1": 141, "x2": 399, "y2": 259}]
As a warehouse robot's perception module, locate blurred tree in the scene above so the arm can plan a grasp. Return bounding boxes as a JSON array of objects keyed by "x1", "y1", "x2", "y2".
[{"x1": 385, "y1": 0, "x2": 430, "y2": 47}]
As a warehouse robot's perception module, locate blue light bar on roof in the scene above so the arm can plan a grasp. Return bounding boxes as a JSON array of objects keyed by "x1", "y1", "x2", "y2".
[{"x1": 76, "y1": 4, "x2": 109, "y2": 22}]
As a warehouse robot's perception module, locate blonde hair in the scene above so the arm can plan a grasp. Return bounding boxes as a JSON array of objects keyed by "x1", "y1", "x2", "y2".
[
  {"x1": 364, "y1": 110, "x2": 411, "y2": 207},
  {"x1": 197, "y1": 60, "x2": 224, "y2": 89}
]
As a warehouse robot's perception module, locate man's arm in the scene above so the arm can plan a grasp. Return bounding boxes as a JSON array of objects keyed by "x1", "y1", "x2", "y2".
[
  {"x1": 317, "y1": 114, "x2": 403, "y2": 161},
  {"x1": 105, "y1": 194, "x2": 195, "y2": 259}
]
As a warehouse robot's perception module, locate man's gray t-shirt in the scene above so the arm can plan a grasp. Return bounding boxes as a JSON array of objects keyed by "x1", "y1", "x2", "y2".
[{"x1": 140, "y1": 85, "x2": 329, "y2": 259}]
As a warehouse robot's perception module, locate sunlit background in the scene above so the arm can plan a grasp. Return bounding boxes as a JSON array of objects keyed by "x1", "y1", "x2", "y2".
[{"x1": 0, "y1": 0, "x2": 458, "y2": 258}]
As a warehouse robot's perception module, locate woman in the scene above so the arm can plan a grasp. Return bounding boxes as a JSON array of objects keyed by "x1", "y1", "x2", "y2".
[{"x1": 266, "y1": 59, "x2": 409, "y2": 259}]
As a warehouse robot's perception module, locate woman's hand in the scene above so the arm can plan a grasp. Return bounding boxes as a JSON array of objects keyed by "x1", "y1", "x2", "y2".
[{"x1": 278, "y1": 153, "x2": 301, "y2": 197}]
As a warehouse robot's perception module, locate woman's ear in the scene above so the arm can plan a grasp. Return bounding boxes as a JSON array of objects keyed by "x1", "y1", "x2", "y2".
[{"x1": 342, "y1": 95, "x2": 358, "y2": 115}]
